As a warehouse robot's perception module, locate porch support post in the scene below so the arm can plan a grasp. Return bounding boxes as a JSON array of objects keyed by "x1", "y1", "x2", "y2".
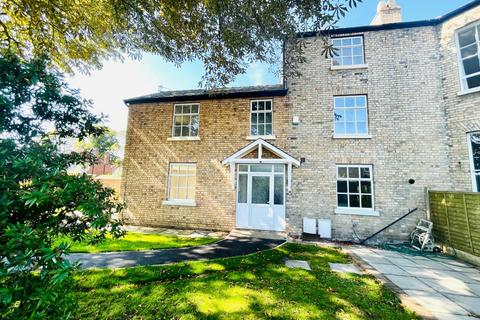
[
  {"x1": 287, "y1": 162, "x2": 292, "y2": 192},
  {"x1": 258, "y1": 143, "x2": 263, "y2": 159},
  {"x1": 229, "y1": 162, "x2": 235, "y2": 190}
]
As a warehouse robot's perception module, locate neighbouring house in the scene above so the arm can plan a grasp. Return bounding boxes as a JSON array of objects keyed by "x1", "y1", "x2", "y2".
[{"x1": 121, "y1": 0, "x2": 480, "y2": 241}]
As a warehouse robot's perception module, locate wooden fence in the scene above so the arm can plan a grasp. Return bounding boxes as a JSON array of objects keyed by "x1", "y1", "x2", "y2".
[{"x1": 429, "y1": 191, "x2": 480, "y2": 257}]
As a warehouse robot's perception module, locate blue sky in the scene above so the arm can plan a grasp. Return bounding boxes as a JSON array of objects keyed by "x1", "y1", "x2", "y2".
[{"x1": 68, "y1": 0, "x2": 473, "y2": 131}]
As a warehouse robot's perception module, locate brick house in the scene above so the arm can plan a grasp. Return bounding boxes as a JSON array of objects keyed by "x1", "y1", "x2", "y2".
[{"x1": 121, "y1": 0, "x2": 480, "y2": 241}]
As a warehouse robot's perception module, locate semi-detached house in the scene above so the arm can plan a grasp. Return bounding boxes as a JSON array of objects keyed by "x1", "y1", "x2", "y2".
[{"x1": 121, "y1": 0, "x2": 480, "y2": 241}]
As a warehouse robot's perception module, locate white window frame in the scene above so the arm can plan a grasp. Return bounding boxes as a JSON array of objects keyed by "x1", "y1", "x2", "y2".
[
  {"x1": 331, "y1": 36, "x2": 367, "y2": 69},
  {"x1": 455, "y1": 21, "x2": 480, "y2": 95},
  {"x1": 335, "y1": 164, "x2": 378, "y2": 216},
  {"x1": 163, "y1": 163, "x2": 196, "y2": 206},
  {"x1": 333, "y1": 95, "x2": 370, "y2": 138},
  {"x1": 467, "y1": 132, "x2": 480, "y2": 192},
  {"x1": 170, "y1": 103, "x2": 200, "y2": 140},
  {"x1": 248, "y1": 99, "x2": 275, "y2": 140}
]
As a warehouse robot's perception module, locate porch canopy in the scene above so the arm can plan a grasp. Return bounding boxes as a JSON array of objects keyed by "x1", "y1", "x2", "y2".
[{"x1": 221, "y1": 139, "x2": 300, "y2": 191}]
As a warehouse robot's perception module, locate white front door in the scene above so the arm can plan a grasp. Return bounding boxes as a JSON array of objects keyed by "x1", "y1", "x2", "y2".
[{"x1": 236, "y1": 164, "x2": 285, "y2": 231}]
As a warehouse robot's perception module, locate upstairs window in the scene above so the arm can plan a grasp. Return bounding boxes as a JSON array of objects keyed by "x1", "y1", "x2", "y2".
[
  {"x1": 332, "y1": 36, "x2": 365, "y2": 67},
  {"x1": 334, "y1": 95, "x2": 369, "y2": 136},
  {"x1": 457, "y1": 23, "x2": 480, "y2": 91},
  {"x1": 250, "y1": 100, "x2": 273, "y2": 137},
  {"x1": 172, "y1": 104, "x2": 199, "y2": 137}
]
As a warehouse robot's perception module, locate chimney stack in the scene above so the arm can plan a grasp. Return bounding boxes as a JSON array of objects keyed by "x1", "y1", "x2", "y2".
[{"x1": 371, "y1": 0, "x2": 402, "y2": 25}]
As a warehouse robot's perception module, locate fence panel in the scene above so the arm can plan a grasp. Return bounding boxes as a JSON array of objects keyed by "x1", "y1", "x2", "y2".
[{"x1": 429, "y1": 191, "x2": 480, "y2": 257}]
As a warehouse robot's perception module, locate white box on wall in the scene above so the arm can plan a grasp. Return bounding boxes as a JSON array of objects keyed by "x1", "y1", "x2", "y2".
[
  {"x1": 318, "y1": 219, "x2": 332, "y2": 238},
  {"x1": 303, "y1": 217, "x2": 316, "y2": 234}
]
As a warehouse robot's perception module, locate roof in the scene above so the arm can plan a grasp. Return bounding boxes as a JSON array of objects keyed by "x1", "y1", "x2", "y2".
[
  {"x1": 124, "y1": 84, "x2": 287, "y2": 105},
  {"x1": 298, "y1": 0, "x2": 480, "y2": 38}
]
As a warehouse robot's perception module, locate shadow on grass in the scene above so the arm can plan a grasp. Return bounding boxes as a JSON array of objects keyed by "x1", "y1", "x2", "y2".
[{"x1": 73, "y1": 243, "x2": 419, "y2": 320}]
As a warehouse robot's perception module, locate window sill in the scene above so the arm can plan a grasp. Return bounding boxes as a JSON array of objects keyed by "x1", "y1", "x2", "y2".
[
  {"x1": 162, "y1": 200, "x2": 197, "y2": 207},
  {"x1": 167, "y1": 136, "x2": 200, "y2": 141},
  {"x1": 335, "y1": 208, "x2": 379, "y2": 216},
  {"x1": 246, "y1": 135, "x2": 276, "y2": 141},
  {"x1": 458, "y1": 86, "x2": 480, "y2": 96},
  {"x1": 330, "y1": 64, "x2": 368, "y2": 71},
  {"x1": 333, "y1": 134, "x2": 372, "y2": 139}
]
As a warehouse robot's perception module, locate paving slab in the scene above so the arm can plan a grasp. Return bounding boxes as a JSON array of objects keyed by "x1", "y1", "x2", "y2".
[
  {"x1": 384, "y1": 275, "x2": 436, "y2": 292},
  {"x1": 285, "y1": 260, "x2": 311, "y2": 271},
  {"x1": 385, "y1": 257, "x2": 418, "y2": 267},
  {"x1": 404, "y1": 290, "x2": 470, "y2": 316},
  {"x1": 419, "y1": 277, "x2": 480, "y2": 296},
  {"x1": 329, "y1": 263, "x2": 363, "y2": 274},
  {"x1": 445, "y1": 294, "x2": 480, "y2": 315},
  {"x1": 367, "y1": 262, "x2": 410, "y2": 276}
]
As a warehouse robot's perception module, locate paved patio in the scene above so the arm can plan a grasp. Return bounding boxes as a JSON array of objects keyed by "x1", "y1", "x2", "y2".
[{"x1": 346, "y1": 246, "x2": 480, "y2": 320}]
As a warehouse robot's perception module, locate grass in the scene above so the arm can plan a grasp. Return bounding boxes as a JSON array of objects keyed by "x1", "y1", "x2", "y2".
[
  {"x1": 55, "y1": 232, "x2": 221, "y2": 253},
  {"x1": 73, "y1": 243, "x2": 419, "y2": 319}
]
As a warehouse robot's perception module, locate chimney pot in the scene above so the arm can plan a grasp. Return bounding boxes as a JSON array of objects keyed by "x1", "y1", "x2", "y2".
[{"x1": 371, "y1": 0, "x2": 402, "y2": 25}]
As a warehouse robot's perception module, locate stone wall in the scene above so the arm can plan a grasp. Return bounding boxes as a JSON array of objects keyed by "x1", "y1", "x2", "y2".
[
  {"x1": 438, "y1": 6, "x2": 480, "y2": 191},
  {"x1": 121, "y1": 96, "x2": 289, "y2": 231},
  {"x1": 285, "y1": 26, "x2": 453, "y2": 241}
]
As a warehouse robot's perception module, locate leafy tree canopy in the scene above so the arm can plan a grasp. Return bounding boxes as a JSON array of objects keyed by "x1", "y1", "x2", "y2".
[
  {"x1": 76, "y1": 128, "x2": 121, "y2": 166},
  {"x1": 0, "y1": 0, "x2": 362, "y2": 87},
  {"x1": 0, "y1": 53, "x2": 124, "y2": 319}
]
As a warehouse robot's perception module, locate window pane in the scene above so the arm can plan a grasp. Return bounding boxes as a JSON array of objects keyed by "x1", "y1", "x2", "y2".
[
  {"x1": 361, "y1": 195, "x2": 373, "y2": 208},
  {"x1": 251, "y1": 164, "x2": 272, "y2": 172},
  {"x1": 471, "y1": 134, "x2": 480, "y2": 170},
  {"x1": 463, "y1": 56, "x2": 480, "y2": 75},
  {"x1": 187, "y1": 175, "x2": 196, "y2": 189},
  {"x1": 334, "y1": 109, "x2": 345, "y2": 121},
  {"x1": 182, "y1": 105, "x2": 191, "y2": 113},
  {"x1": 345, "y1": 109, "x2": 355, "y2": 122},
  {"x1": 252, "y1": 101, "x2": 258, "y2": 111},
  {"x1": 173, "y1": 126, "x2": 181, "y2": 137},
  {"x1": 349, "y1": 195, "x2": 360, "y2": 207},
  {"x1": 252, "y1": 176, "x2": 270, "y2": 204},
  {"x1": 181, "y1": 115, "x2": 191, "y2": 125},
  {"x1": 181, "y1": 126, "x2": 189, "y2": 136},
  {"x1": 174, "y1": 116, "x2": 183, "y2": 125},
  {"x1": 178, "y1": 175, "x2": 187, "y2": 186},
  {"x1": 170, "y1": 165, "x2": 180, "y2": 175},
  {"x1": 251, "y1": 125, "x2": 258, "y2": 136},
  {"x1": 337, "y1": 181, "x2": 348, "y2": 193},
  {"x1": 461, "y1": 44, "x2": 478, "y2": 58},
  {"x1": 335, "y1": 122, "x2": 345, "y2": 134},
  {"x1": 170, "y1": 175, "x2": 179, "y2": 195},
  {"x1": 346, "y1": 122, "x2": 356, "y2": 134},
  {"x1": 357, "y1": 122, "x2": 367, "y2": 134},
  {"x1": 251, "y1": 113, "x2": 258, "y2": 124},
  {"x1": 178, "y1": 187, "x2": 187, "y2": 199},
  {"x1": 334, "y1": 97, "x2": 345, "y2": 107},
  {"x1": 258, "y1": 113, "x2": 265, "y2": 124},
  {"x1": 467, "y1": 74, "x2": 480, "y2": 89},
  {"x1": 338, "y1": 167, "x2": 347, "y2": 178},
  {"x1": 265, "y1": 124, "x2": 272, "y2": 135},
  {"x1": 356, "y1": 109, "x2": 367, "y2": 122},
  {"x1": 333, "y1": 56, "x2": 341, "y2": 66},
  {"x1": 274, "y1": 165, "x2": 284, "y2": 172},
  {"x1": 190, "y1": 117, "x2": 199, "y2": 136},
  {"x1": 265, "y1": 101, "x2": 272, "y2": 110},
  {"x1": 258, "y1": 125, "x2": 265, "y2": 135},
  {"x1": 239, "y1": 164, "x2": 248, "y2": 172},
  {"x1": 342, "y1": 56, "x2": 353, "y2": 65},
  {"x1": 265, "y1": 112, "x2": 272, "y2": 124},
  {"x1": 352, "y1": 37, "x2": 362, "y2": 45},
  {"x1": 353, "y1": 56, "x2": 364, "y2": 65},
  {"x1": 349, "y1": 181, "x2": 360, "y2": 193},
  {"x1": 345, "y1": 97, "x2": 355, "y2": 107},
  {"x1": 458, "y1": 27, "x2": 476, "y2": 47},
  {"x1": 274, "y1": 175, "x2": 284, "y2": 205},
  {"x1": 258, "y1": 101, "x2": 265, "y2": 110},
  {"x1": 175, "y1": 105, "x2": 182, "y2": 113},
  {"x1": 187, "y1": 187, "x2": 195, "y2": 200},
  {"x1": 337, "y1": 194, "x2": 348, "y2": 207},
  {"x1": 361, "y1": 167, "x2": 371, "y2": 179},
  {"x1": 355, "y1": 96, "x2": 366, "y2": 107},
  {"x1": 476, "y1": 175, "x2": 480, "y2": 192},
  {"x1": 238, "y1": 174, "x2": 247, "y2": 203},
  {"x1": 352, "y1": 46, "x2": 363, "y2": 56},
  {"x1": 191, "y1": 105, "x2": 199, "y2": 113},
  {"x1": 348, "y1": 167, "x2": 359, "y2": 178},
  {"x1": 342, "y1": 38, "x2": 352, "y2": 46},
  {"x1": 361, "y1": 181, "x2": 371, "y2": 193},
  {"x1": 332, "y1": 39, "x2": 342, "y2": 46},
  {"x1": 341, "y1": 47, "x2": 352, "y2": 57}
]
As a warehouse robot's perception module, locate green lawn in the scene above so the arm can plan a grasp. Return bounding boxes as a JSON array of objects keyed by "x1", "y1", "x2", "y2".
[
  {"x1": 73, "y1": 243, "x2": 418, "y2": 320},
  {"x1": 55, "y1": 232, "x2": 221, "y2": 253}
]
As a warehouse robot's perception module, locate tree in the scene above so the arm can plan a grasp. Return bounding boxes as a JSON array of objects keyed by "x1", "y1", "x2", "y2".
[
  {"x1": 0, "y1": 0, "x2": 362, "y2": 87},
  {"x1": 76, "y1": 128, "x2": 122, "y2": 168},
  {"x1": 0, "y1": 53, "x2": 124, "y2": 319}
]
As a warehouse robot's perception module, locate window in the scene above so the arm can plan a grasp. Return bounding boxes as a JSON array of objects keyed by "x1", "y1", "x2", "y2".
[
  {"x1": 334, "y1": 95, "x2": 368, "y2": 136},
  {"x1": 250, "y1": 100, "x2": 273, "y2": 137},
  {"x1": 167, "y1": 163, "x2": 196, "y2": 203},
  {"x1": 468, "y1": 133, "x2": 480, "y2": 192},
  {"x1": 456, "y1": 23, "x2": 480, "y2": 91},
  {"x1": 172, "y1": 104, "x2": 199, "y2": 137},
  {"x1": 332, "y1": 36, "x2": 365, "y2": 67},
  {"x1": 336, "y1": 165, "x2": 374, "y2": 211}
]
